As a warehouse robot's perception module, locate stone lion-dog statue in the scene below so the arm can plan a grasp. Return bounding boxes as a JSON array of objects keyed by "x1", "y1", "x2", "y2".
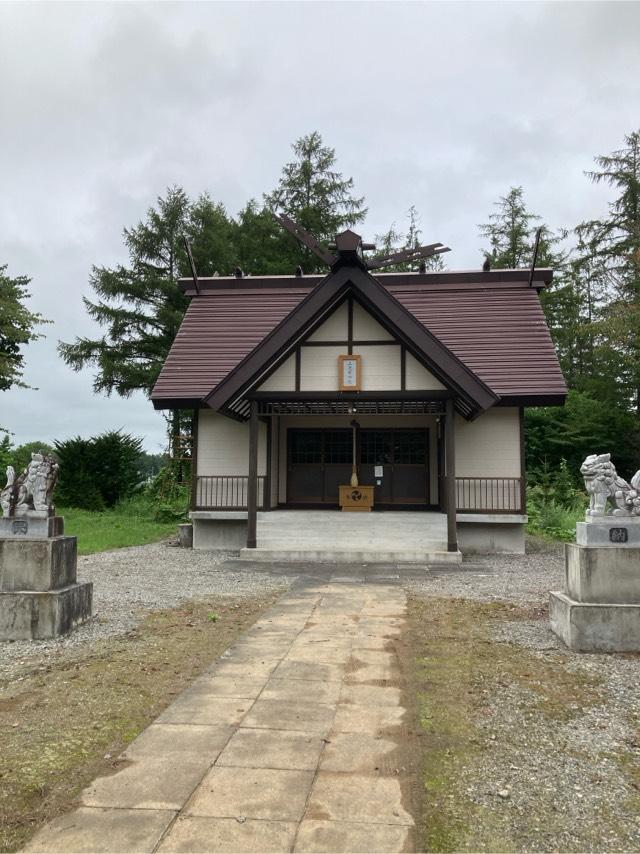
[{"x1": 581, "y1": 453, "x2": 640, "y2": 517}]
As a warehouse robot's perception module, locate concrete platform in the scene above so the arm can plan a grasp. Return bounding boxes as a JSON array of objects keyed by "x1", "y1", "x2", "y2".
[{"x1": 550, "y1": 590, "x2": 640, "y2": 652}]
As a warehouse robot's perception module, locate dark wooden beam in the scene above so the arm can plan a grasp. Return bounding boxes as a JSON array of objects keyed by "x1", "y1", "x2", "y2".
[
  {"x1": 519, "y1": 406, "x2": 527, "y2": 514},
  {"x1": 247, "y1": 390, "x2": 451, "y2": 402},
  {"x1": 247, "y1": 400, "x2": 259, "y2": 548},
  {"x1": 190, "y1": 409, "x2": 199, "y2": 512},
  {"x1": 265, "y1": 416, "x2": 273, "y2": 511},
  {"x1": 445, "y1": 398, "x2": 458, "y2": 552}
]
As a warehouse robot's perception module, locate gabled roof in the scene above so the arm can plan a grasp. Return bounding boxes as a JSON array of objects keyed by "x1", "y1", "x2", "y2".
[
  {"x1": 151, "y1": 266, "x2": 567, "y2": 415},
  {"x1": 204, "y1": 263, "x2": 498, "y2": 417}
]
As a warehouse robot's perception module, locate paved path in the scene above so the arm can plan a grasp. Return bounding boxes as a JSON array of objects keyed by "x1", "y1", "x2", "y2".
[{"x1": 25, "y1": 583, "x2": 415, "y2": 854}]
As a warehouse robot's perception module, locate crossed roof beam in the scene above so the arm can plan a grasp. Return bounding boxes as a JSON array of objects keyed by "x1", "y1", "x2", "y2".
[{"x1": 273, "y1": 213, "x2": 450, "y2": 272}]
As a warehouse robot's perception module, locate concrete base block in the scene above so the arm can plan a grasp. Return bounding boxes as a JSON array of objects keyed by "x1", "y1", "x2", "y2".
[
  {"x1": 550, "y1": 590, "x2": 640, "y2": 652},
  {"x1": 457, "y1": 522, "x2": 525, "y2": 555},
  {"x1": 191, "y1": 517, "x2": 247, "y2": 550},
  {"x1": 566, "y1": 543, "x2": 640, "y2": 604},
  {"x1": 0, "y1": 582, "x2": 93, "y2": 640},
  {"x1": 577, "y1": 519, "x2": 640, "y2": 548},
  {"x1": 0, "y1": 515, "x2": 64, "y2": 539},
  {"x1": 238, "y1": 547, "x2": 462, "y2": 565},
  {"x1": 178, "y1": 524, "x2": 193, "y2": 548},
  {"x1": 0, "y1": 536, "x2": 77, "y2": 591}
]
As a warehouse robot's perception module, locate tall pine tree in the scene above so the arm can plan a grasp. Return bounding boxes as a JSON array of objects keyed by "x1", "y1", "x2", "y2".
[
  {"x1": 0, "y1": 265, "x2": 48, "y2": 391},
  {"x1": 264, "y1": 131, "x2": 367, "y2": 272},
  {"x1": 58, "y1": 187, "x2": 236, "y2": 443},
  {"x1": 576, "y1": 130, "x2": 640, "y2": 414}
]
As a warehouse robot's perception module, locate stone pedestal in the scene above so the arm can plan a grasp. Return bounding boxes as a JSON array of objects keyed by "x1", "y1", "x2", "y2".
[
  {"x1": 0, "y1": 516, "x2": 92, "y2": 641},
  {"x1": 550, "y1": 522, "x2": 640, "y2": 651}
]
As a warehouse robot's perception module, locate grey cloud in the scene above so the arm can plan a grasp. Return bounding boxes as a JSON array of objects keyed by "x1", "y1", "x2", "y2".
[{"x1": 1, "y1": 1, "x2": 639, "y2": 450}]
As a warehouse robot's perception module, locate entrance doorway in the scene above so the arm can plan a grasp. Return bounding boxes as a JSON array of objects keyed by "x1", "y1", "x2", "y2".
[{"x1": 286, "y1": 427, "x2": 430, "y2": 507}]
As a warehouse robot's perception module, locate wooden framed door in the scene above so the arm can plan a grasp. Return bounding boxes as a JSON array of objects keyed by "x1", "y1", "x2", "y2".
[
  {"x1": 286, "y1": 427, "x2": 430, "y2": 507},
  {"x1": 287, "y1": 429, "x2": 351, "y2": 505},
  {"x1": 359, "y1": 428, "x2": 430, "y2": 506}
]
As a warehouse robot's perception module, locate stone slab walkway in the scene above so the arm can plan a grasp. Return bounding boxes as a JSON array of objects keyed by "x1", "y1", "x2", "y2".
[{"x1": 24, "y1": 583, "x2": 415, "y2": 854}]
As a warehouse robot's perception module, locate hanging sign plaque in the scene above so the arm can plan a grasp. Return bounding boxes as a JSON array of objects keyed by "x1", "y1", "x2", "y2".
[{"x1": 338, "y1": 354, "x2": 362, "y2": 391}]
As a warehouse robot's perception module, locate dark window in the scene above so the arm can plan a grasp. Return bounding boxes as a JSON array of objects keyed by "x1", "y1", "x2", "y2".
[
  {"x1": 324, "y1": 430, "x2": 352, "y2": 464},
  {"x1": 290, "y1": 431, "x2": 323, "y2": 465},
  {"x1": 393, "y1": 431, "x2": 427, "y2": 464},
  {"x1": 361, "y1": 430, "x2": 393, "y2": 465}
]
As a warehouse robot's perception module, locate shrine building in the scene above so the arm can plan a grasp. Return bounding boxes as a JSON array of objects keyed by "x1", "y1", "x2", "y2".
[{"x1": 151, "y1": 226, "x2": 566, "y2": 562}]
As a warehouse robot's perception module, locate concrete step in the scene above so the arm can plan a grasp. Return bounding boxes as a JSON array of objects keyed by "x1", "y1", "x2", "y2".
[{"x1": 239, "y1": 547, "x2": 462, "y2": 565}]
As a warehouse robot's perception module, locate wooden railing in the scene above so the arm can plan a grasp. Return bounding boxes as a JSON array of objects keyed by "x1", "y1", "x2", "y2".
[
  {"x1": 455, "y1": 477, "x2": 524, "y2": 513},
  {"x1": 195, "y1": 476, "x2": 267, "y2": 510}
]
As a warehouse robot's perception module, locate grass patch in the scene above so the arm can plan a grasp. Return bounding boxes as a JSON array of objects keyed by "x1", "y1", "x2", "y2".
[
  {"x1": 0, "y1": 593, "x2": 280, "y2": 852},
  {"x1": 58, "y1": 497, "x2": 178, "y2": 555},
  {"x1": 406, "y1": 596, "x2": 603, "y2": 852}
]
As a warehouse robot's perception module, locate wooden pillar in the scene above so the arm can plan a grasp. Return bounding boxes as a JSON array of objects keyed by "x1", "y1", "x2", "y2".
[
  {"x1": 190, "y1": 408, "x2": 199, "y2": 511},
  {"x1": 247, "y1": 400, "x2": 258, "y2": 548},
  {"x1": 445, "y1": 398, "x2": 457, "y2": 552},
  {"x1": 519, "y1": 406, "x2": 526, "y2": 514},
  {"x1": 264, "y1": 416, "x2": 273, "y2": 511}
]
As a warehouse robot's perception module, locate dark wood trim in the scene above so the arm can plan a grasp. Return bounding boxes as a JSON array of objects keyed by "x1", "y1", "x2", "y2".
[
  {"x1": 445, "y1": 398, "x2": 457, "y2": 552},
  {"x1": 248, "y1": 390, "x2": 451, "y2": 402},
  {"x1": 302, "y1": 339, "x2": 398, "y2": 347},
  {"x1": 496, "y1": 394, "x2": 566, "y2": 407},
  {"x1": 152, "y1": 397, "x2": 203, "y2": 411},
  {"x1": 347, "y1": 297, "x2": 353, "y2": 355},
  {"x1": 295, "y1": 348, "x2": 301, "y2": 391},
  {"x1": 190, "y1": 409, "x2": 199, "y2": 511},
  {"x1": 264, "y1": 416, "x2": 273, "y2": 510},
  {"x1": 246, "y1": 400, "x2": 259, "y2": 548},
  {"x1": 519, "y1": 406, "x2": 527, "y2": 514},
  {"x1": 179, "y1": 268, "x2": 554, "y2": 295},
  {"x1": 400, "y1": 346, "x2": 406, "y2": 391}
]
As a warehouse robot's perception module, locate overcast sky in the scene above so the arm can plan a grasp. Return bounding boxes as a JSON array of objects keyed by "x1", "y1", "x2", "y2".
[{"x1": 1, "y1": 1, "x2": 638, "y2": 453}]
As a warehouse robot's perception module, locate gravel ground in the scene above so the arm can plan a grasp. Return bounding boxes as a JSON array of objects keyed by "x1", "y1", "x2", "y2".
[
  {"x1": 408, "y1": 539, "x2": 640, "y2": 852},
  {"x1": 0, "y1": 542, "x2": 290, "y2": 681},
  {"x1": 406, "y1": 540, "x2": 566, "y2": 606}
]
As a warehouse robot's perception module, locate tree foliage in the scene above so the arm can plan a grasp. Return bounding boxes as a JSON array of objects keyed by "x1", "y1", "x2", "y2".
[
  {"x1": 576, "y1": 130, "x2": 640, "y2": 413},
  {"x1": 264, "y1": 131, "x2": 367, "y2": 272},
  {"x1": 0, "y1": 265, "x2": 48, "y2": 391},
  {"x1": 375, "y1": 205, "x2": 445, "y2": 272},
  {"x1": 55, "y1": 430, "x2": 143, "y2": 510},
  {"x1": 58, "y1": 188, "x2": 235, "y2": 399}
]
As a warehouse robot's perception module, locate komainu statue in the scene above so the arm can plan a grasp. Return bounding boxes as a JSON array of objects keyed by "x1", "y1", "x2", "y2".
[
  {"x1": 0, "y1": 453, "x2": 59, "y2": 517},
  {"x1": 581, "y1": 453, "x2": 640, "y2": 518}
]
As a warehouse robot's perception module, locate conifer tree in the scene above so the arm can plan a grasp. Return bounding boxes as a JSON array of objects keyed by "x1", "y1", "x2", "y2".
[
  {"x1": 375, "y1": 206, "x2": 445, "y2": 272},
  {"x1": 264, "y1": 131, "x2": 367, "y2": 271},
  {"x1": 576, "y1": 130, "x2": 640, "y2": 413},
  {"x1": 0, "y1": 265, "x2": 47, "y2": 391}
]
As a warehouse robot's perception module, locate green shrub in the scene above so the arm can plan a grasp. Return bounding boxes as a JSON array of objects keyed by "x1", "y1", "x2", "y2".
[{"x1": 55, "y1": 431, "x2": 143, "y2": 510}]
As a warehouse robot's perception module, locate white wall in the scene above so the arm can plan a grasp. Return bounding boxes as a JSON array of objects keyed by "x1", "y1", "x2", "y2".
[
  {"x1": 352, "y1": 302, "x2": 393, "y2": 340},
  {"x1": 455, "y1": 408, "x2": 521, "y2": 477},
  {"x1": 405, "y1": 352, "x2": 445, "y2": 391},
  {"x1": 197, "y1": 410, "x2": 267, "y2": 476},
  {"x1": 307, "y1": 301, "x2": 348, "y2": 341},
  {"x1": 258, "y1": 355, "x2": 296, "y2": 392}
]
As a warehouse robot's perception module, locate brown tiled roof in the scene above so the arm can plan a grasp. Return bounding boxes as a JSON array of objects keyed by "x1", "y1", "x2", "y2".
[{"x1": 151, "y1": 270, "x2": 566, "y2": 407}]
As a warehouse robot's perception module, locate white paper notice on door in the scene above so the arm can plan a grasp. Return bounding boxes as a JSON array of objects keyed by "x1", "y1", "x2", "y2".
[{"x1": 374, "y1": 465, "x2": 383, "y2": 478}]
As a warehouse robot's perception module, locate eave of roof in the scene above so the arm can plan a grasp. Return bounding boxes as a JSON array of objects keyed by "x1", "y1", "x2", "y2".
[{"x1": 179, "y1": 267, "x2": 553, "y2": 295}]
